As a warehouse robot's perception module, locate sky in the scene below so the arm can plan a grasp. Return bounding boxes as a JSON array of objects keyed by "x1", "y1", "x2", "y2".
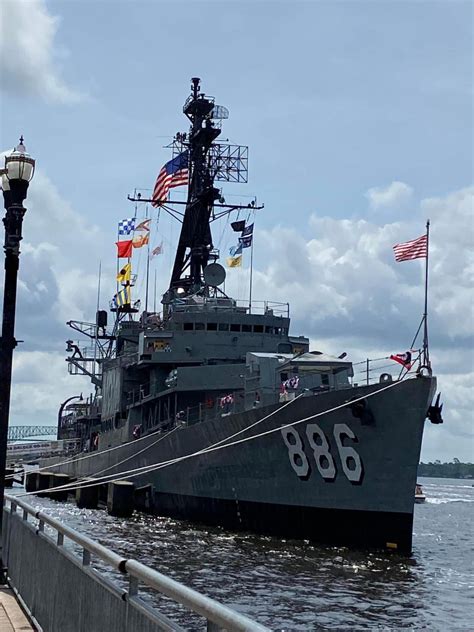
[{"x1": 0, "y1": 0, "x2": 472, "y2": 461}]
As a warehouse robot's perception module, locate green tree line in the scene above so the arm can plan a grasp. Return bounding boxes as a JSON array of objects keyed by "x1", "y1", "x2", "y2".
[{"x1": 418, "y1": 458, "x2": 474, "y2": 479}]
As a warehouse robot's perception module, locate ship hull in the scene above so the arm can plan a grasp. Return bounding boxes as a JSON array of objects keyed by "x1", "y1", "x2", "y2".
[
  {"x1": 50, "y1": 376, "x2": 435, "y2": 553},
  {"x1": 152, "y1": 492, "x2": 414, "y2": 551}
]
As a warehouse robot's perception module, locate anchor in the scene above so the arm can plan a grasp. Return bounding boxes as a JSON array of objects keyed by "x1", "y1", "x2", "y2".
[{"x1": 427, "y1": 392, "x2": 444, "y2": 424}]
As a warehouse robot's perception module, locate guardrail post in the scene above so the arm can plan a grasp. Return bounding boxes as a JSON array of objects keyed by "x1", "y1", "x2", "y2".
[
  {"x1": 82, "y1": 549, "x2": 91, "y2": 566},
  {"x1": 129, "y1": 575, "x2": 139, "y2": 597},
  {"x1": 38, "y1": 519, "x2": 44, "y2": 533},
  {"x1": 57, "y1": 533, "x2": 64, "y2": 546},
  {"x1": 22, "y1": 509, "x2": 28, "y2": 521}
]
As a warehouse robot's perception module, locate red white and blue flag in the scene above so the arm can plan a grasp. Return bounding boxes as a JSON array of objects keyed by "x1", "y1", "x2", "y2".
[
  {"x1": 393, "y1": 234, "x2": 428, "y2": 262},
  {"x1": 151, "y1": 151, "x2": 189, "y2": 207}
]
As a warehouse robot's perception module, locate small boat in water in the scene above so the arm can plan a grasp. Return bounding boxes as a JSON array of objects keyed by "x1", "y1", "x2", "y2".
[{"x1": 415, "y1": 483, "x2": 426, "y2": 503}]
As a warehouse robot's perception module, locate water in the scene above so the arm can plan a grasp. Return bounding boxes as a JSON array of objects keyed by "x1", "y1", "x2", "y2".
[{"x1": 12, "y1": 477, "x2": 473, "y2": 630}]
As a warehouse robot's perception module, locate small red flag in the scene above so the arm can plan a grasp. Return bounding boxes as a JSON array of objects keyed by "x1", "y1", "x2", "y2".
[
  {"x1": 116, "y1": 240, "x2": 132, "y2": 258},
  {"x1": 390, "y1": 352, "x2": 413, "y2": 370}
]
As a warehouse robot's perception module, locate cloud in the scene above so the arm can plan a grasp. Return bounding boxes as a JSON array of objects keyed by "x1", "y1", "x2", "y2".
[
  {"x1": 365, "y1": 181, "x2": 414, "y2": 211},
  {"x1": 11, "y1": 351, "x2": 90, "y2": 425},
  {"x1": 0, "y1": 0, "x2": 82, "y2": 103}
]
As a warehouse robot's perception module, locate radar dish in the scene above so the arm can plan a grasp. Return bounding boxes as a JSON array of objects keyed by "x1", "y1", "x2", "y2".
[
  {"x1": 203, "y1": 263, "x2": 226, "y2": 287},
  {"x1": 211, "y1": 105, "x2": 229, "y2": 120}
]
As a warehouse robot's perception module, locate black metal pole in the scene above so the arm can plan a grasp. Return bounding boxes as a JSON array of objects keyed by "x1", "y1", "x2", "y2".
[
  {"x1": 423, "y1": 219, "x2": 430, "y2": 368},
  {"x1": 0, "y1": 192, "x2": 27, "y2": 582}
]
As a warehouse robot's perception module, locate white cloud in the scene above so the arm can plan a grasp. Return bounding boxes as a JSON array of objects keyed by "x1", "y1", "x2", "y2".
[
  {"x1": 0, "y1": 0, "x2": 82, "y2": 103},
  {"x1": 11, "y1": 351, "x2": 90, "y2": 424},
  {"x1": 366, "y1": 181, "x2": 414, "y2": 211}
]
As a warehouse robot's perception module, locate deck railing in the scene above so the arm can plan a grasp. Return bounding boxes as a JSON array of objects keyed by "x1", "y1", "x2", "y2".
[{"x1": 125, "y1": 354, "x2": 416, "y2": 433}]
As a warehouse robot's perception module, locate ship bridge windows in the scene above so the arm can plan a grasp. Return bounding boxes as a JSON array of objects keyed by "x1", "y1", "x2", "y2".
[
  {"x1": 265, "y1": 325, "x2": 285, "y2": 335},
  {"x1": 180, "y1": 320, "x2": 282, "y2": 334}
]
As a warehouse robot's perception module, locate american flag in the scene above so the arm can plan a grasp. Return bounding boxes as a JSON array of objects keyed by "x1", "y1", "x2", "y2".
[
  {"x1": 151, "y1": 151, "x2": 189, "y2": 207},
  {"x1": 393, "y1": 233, "x2": 428, "y2": 262}
]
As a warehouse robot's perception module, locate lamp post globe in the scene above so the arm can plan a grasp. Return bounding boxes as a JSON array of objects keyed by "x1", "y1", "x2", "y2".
[
  {"x1": 0, "y1": 137, "x2": 35, "y2": 582},
  {"x1": 2, "y1": 137, "x2": 35, "y2": 209}
]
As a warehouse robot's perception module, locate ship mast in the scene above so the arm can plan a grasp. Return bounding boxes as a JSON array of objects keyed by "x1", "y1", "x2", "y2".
[
  {"x1": 128, "y1": 77, "x2": 261, "y2": 307},
  {"x1": 169, "y1": 77, "x2": 221, "y2": 297}
]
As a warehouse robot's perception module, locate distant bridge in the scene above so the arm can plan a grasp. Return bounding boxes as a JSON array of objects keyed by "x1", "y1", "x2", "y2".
[{"x1": 7, "y1": 426, "x2": 57, "y2": 442}]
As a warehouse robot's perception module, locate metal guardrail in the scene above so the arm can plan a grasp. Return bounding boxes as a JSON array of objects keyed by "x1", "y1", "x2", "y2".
[{"x1": 4, "y1": 494, "x2": 270, "y2": 632}]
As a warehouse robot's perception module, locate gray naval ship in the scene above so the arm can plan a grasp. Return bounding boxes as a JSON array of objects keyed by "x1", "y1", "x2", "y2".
[{"x1": 56, "y1": 78, "x2": 444, "y2": 554}]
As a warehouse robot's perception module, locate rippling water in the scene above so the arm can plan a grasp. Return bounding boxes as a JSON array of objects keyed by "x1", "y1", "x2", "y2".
[{"x1": 12, "y1": 477, "x2": 473, "y2": 630}]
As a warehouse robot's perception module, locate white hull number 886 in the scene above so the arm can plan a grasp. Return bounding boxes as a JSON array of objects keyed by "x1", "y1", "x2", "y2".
[{"x1": 281, "y1": 423, "x2": 363, "y2": 483}]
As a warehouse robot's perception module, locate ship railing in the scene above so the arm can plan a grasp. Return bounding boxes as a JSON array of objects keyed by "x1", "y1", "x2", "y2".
[
  {"x1": 169, "y1": 297, "x2": 289, "y2": 318},
  {"x1": 3, "y1": 494, "x2": 269, "y2": 632},
  {"x1": 351, "y1": 353, "x2": 421, "y2": 386},
  {"x1": 236, "y1": 300, "x2": 290, "y2": 317},
  {"x1": 67, "y1": 342, "x2": 101, "y2": 377}
]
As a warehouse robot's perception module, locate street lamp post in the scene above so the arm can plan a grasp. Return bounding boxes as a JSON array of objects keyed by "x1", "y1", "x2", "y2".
[{"x1": 0, "y1": 138, "x2": 35, "y2": 581}]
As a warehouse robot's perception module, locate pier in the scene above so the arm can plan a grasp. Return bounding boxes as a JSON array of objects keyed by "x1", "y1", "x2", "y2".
[{"x1": 0, "y1": 586, "x2": 33, "y2": 631}]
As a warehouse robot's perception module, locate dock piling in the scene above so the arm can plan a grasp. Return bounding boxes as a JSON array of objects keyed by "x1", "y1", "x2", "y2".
[
  {"x1": 76, "y1": 481, "x2": 99, "y2": 509},
  {"x1": 107, "y1": 481, "x2": 135, "y2": 517}
]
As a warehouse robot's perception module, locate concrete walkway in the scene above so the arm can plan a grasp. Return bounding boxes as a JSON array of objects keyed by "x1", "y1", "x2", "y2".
[{"x1": 0, "y1": 587, "x2": 33, "y2": 631}]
